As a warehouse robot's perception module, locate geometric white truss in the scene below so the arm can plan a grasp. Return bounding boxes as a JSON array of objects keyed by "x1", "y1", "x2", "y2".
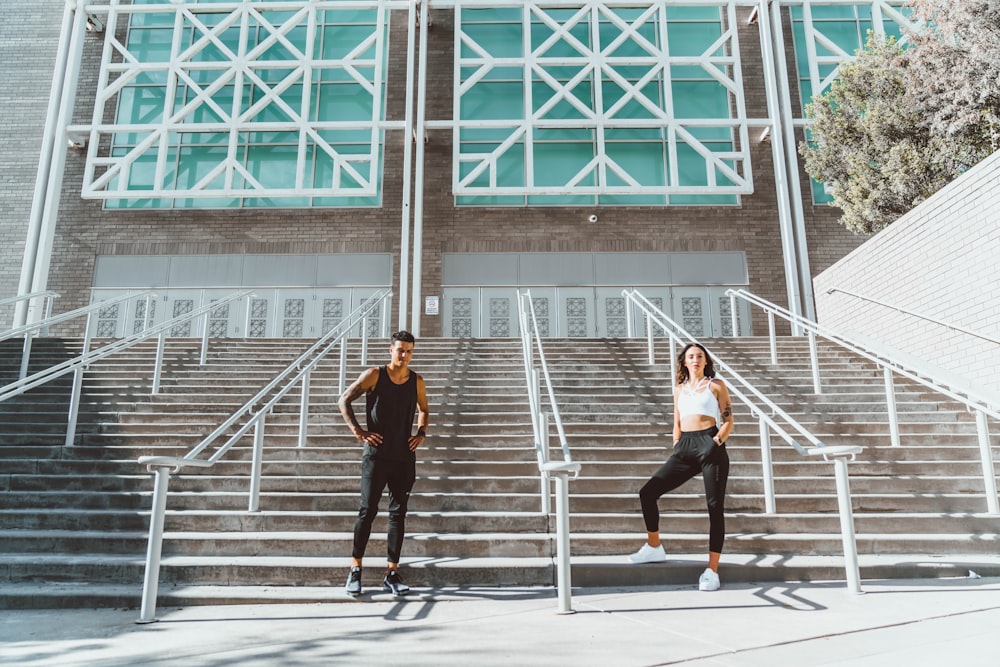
[
  {"x1": 454, "y1": 0, "x2": 753, "y2": 197},
  {"x1": 81, "y1": 0, "x2": 391, "y2": 200},
  {"x1": 791, "y1": 0, "x2": 920, "y2": 107}
]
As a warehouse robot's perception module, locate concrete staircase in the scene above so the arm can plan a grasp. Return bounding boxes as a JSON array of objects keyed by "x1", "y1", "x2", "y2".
[{"x1": 1, "y1": 335, "x2": 998, "y2": 609}]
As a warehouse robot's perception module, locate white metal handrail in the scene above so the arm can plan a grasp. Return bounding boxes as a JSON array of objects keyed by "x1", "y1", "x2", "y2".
[
  {"x1": 0, "y1": 290, "x2": 254, "y2": 447},
  {"x1": 623, "y1": 288, "x2": 863, "y2": 593},
  {"x1": 826, "y1": 287, "x2": 1000, "y2": 347},
  {"x1": 134, "y1": 288, "x2": 391, "y2": 624},
  {"x1": 516, "y1": 289, "x2": 580, "y2": 615},
  {"x1": 728, "y1": 288, "x2": 1000, "y2": 515},
  {"x1": 1, "y1": 290, "x2": 60, "y2": 379}
]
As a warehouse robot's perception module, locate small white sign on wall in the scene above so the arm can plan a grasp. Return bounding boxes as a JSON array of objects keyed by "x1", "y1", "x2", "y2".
[{"x1": 424, "y1": 295, "x2": 439, "y2": 316}]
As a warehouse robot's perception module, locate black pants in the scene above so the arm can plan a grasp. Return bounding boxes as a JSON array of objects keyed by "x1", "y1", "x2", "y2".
[
  {"x1": 639, "y1": 426, "x2": 730, "y2": 554},
  {"x1": 352, "y1": 455, "x2": 416, "y2": 563}
]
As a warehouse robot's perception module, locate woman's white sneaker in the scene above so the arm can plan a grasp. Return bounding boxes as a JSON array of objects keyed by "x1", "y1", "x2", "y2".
[
  {"x1": 626, "y1": 543, "x2": 667, "y2": 564},
  {"x1": 698, "y1": 568, "x2": 720, "y2": 591}
]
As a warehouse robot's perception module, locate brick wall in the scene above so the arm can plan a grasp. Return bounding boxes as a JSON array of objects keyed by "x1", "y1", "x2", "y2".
[
  {"x1": 0, "y1": 0, "x2": 63, "y2": 328},
  {"x1": 814, "y1": 150, "x2": 1000, "y2": 397},
  {"x1": 1, "y1": 4, "x2": 867, "y2": 336}
]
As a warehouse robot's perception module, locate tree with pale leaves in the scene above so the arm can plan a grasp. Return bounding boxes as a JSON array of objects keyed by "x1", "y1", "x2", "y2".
[{"x1": 800, "y1": 1, "x2": 999, "y2": 234}]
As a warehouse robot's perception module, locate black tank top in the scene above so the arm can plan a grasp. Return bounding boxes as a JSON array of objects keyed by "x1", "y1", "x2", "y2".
[{"x1": 364, "y1": 365, "x2": 418, "y2": 460}]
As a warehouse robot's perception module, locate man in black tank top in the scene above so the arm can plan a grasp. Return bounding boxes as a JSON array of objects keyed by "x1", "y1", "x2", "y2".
[{"x1": 338, "y1": 330, "x2": 429, "y2": 597}]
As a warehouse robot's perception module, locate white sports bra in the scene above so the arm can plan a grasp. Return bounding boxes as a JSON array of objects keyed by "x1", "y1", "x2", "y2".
[{"x1": 676, "y1": 376, "x2": 720, "y2": 423}]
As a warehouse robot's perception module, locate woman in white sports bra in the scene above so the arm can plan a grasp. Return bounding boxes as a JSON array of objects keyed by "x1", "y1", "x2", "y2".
[{"x1": 626, "y1": 342, "x2": 734, "y2": 592}]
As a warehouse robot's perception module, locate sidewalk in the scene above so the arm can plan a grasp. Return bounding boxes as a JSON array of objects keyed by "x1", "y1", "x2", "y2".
[{"x1": 2, "y1": 576, "x2": 999, "y2": 666}]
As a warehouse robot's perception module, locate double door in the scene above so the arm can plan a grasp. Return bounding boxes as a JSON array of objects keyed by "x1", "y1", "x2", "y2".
[
  {"x1": 88, "y1": 287, "x2": 389, "y2": 338},
  {"x1": 441, "y1": 286, "x2": 749, "y2": 338}
]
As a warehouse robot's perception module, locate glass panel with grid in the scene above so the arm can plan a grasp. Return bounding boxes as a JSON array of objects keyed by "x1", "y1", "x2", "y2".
[
  {"x1": 455, "y1": 2, "x2": 749, "y2": 206},
  {"x1": 85, "y1": 0, "x2": 389, "y2": 209}
]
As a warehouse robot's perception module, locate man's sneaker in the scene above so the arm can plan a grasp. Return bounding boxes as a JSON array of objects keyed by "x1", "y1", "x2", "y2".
[
  {"x1": 383, "y1": 570, "x2": 410, "y2": 596},
  {"x1": 626, "y1": 543, "x2": 667, "y2": 564},
  {"x1": 345, "y1": 566, "x2": 362, "y2": 597},
  {"x1": 698, "y1": 567, "x2": 721, "y2": 591}
]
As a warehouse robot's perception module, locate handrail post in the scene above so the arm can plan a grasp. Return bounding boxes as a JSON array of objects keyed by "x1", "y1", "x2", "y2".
[
  {"x1": 539, "y1": 411, "x2": 551, "y2": 515},
  {"x1": 199, "y1": 305, "x2": 210, "y2": 366},
  {"x1": 249, "y1": 416, "x2": 266, "y2": 512},
  {"x1": 338, "y1": 336, "x2": 348, "y2": 396},
  {"x1": 243, "y1": 294, "x2": 253, "y2": 338},
  {"x1": 729, "y1": 292, "x2": 739, "y2": 337},
  {"x1": 767, "y1": 311, "x2": 777, "y2": 365},
  {"x1": 625, "y1": 294, "x2": 634, "y2": 338},
  {"x1": 832, "y1": 456, "x2": 863, "y2": 594},
  {"x1": 759, "y1": 416, "x2": 775, "y2": 514},
  {"x1": 298, "y1": 369, "x2": 311, "y2": 448},
  {"x1": 551, "y1": 469, "x2": 575, "y2": 614},
  {"x1": 883, "y1": 366, "x2": 901, "y2": 448},
  {"x1": 138, "y1": 465, "x2": 171, "y2": 624},
  {"x1": 151, "y1": 333, "x2": 166, "y2": 395},
  {"x1": 645, "y1": 313, "x2": 654, "y2": 365},
  {"x1": 64, "y1": 312, "x2": 95, "y2": 448},
  {"x1": 18, "y1": 330, "x2": 33, "y2": 381},
  {"x1": 974, "y1": 410, "x2": 999, "y2": 514},
  {"x1": 668, "y1": 336, "x2": 676, "y2": 383},
  {"x1": 808, "y1": 330, "x2": 822, "y2": 394},
  {"x1": 361, "y1": 315, "x2": 370, "y2": 365}
]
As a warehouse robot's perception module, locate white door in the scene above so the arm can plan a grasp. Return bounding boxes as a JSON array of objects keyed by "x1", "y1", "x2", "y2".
[{"x1": 670, "y1": 287, "x2": 713, "y2": 338}]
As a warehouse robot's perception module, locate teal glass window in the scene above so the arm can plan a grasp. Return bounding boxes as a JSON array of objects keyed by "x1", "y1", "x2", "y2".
[
  {"x1": 455, "y1": 3, "x2": 747, "y2": 206},
  {"x1": 98, "y1": 1, "x2": 388, "y2": 209}
]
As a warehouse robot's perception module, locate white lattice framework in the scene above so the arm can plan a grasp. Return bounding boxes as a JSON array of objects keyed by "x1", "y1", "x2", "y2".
[
  {"x1": 453, "y1": 0, "x2": 752, "y2": 196},
  {"x1": 81, "y1": 0, "x2": 395, "y2": 200},
  {"x1": 791, "y1": 0, "x2": 921, "y2": 108}
]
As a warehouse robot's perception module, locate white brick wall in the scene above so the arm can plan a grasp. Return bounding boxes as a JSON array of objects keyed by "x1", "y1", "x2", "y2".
[{"x1": 814, "y1": 150, "x2": 1000, "y2": 397}]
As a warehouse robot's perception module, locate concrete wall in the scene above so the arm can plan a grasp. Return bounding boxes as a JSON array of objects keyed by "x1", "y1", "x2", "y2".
[
  {"x1": 0, "y1": 4, "x2": 866, "y2": 335},
  {"x1": 814, "y1": 150, "x2": 1000, "y2": 398}
]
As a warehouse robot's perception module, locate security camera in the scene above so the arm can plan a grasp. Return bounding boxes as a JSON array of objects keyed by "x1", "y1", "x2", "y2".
[{"x1": 587, "y1": 214, "x2": 599, "y2": 223}]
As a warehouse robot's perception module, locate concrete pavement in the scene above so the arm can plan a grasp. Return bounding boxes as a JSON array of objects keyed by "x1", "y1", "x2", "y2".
[{"x1": 2, "y1": 576, "x2": 999, "y2": 666}]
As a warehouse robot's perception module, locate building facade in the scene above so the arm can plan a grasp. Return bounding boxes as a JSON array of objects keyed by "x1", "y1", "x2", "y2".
[{"x1": 0, "y1": 1, "x2": 917, "y2": 339}]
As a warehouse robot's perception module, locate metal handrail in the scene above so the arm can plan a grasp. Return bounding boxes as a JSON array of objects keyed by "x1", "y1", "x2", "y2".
[
  {"x1": 0, "y1": 290, "x2": 60, "y2": 378},
  {"x1": 1, "y1": 290, "x2": 254, "y2": 447},
  {"x1": 826, "y1": 287, "x2": 1000, "y2": 347},
  {"x1": 516, "y1": 289, "x2": 580, "y2": 615},
  {"x1": 623, "y1": 289, "x2": 863, "y2": 593},
  {"x1": 135, "y1": 288, "x2": 391, "y2": 624},
  {"x1": 728, "y1": 288, "x2": 1000, "y2": 515}
]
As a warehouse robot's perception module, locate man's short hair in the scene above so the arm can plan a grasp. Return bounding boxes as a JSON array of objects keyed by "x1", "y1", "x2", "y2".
[{"x1": 391, "y1": 330, "x2": 415, "y2": 344}]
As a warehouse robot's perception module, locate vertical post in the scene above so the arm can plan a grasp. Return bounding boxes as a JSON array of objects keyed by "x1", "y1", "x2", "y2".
[
  {"x1": 808, "y1": 330, "x2": 822, "y2": 394},
  {"x1": 768, "y1": 311, "x2": 777, "y2": 365},
  {"x1": 18, "y1": 330, "x2": 33, "y2": 381},
  {"x1": 729, "y1": 292, "x2": 739, "y2": 337},
  {"x1": 138, "y1": 465, "x2": 171, "y2": 624},
  {"x1": 64, "y1": 312, "x2": 94, "y2": 448},
  {"x1": 243, "y1": 294, "x2": 253, "y2": 338},
  {"x1": 883, "y1": 366, "x2": 901, "y2": 448},
  {"x1": 975, "y1": 410, "x2": 999, "y2": 514},
  {"x1": 553, "y1": 471, "x2": 575, "y2": 615},
  {"x1": 199, "y1": 304, "x2": 210, "y2": 366},
  {"x1": 645, "y1": 314, "x2": 655, "y2": 365},
  {"x1": 298, "y1": 369, "x2": 311, "y2": 448},
  {"x1": 249, "y1": 416, "x2": 266, "y2": 512},
  {"x1": 832, "y1": 457, "x2": 863, "y2": 594},
  {"x1": 397, "y1": 0, "x2": 417, "y2": 331},
  {"x1": 539, "y1": 411, "x2": 551, "y2": 514},
  {"x1": 151, "y1": 333, "x2": 166, "y2": 395},
  {"x1": 668, "y1": 336, "x2": 676, "y2": 383},
  {"x1": 625, "y1": 294, "x2": 634, "y2": 338},
  {"x1": 338, "y1": 336, "x2": 348, "y2": 396},
  {"x1": 759, "y1": 416, "x2": 775, "y2": 514},
  {"x1": 361, "y1": 314, "x2": 370, "y2": 365}
]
